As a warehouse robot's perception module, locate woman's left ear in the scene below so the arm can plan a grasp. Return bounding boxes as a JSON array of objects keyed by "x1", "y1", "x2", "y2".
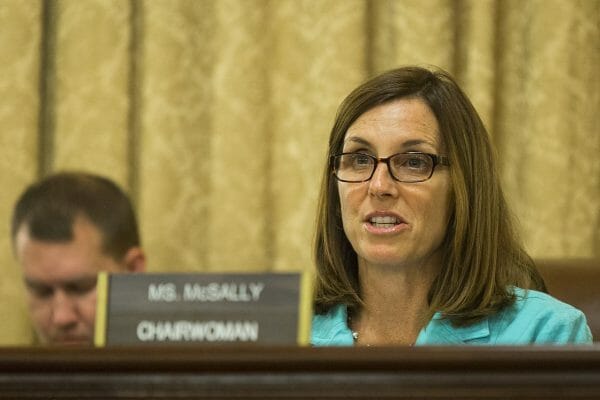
[{"x1": 122, "y1": 247, "x2": 146, "y2": 273}]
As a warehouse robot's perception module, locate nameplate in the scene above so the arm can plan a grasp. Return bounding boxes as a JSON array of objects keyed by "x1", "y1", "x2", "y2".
[{"x1": 94, "y1": 272, "x2": 312, "y2": 346}]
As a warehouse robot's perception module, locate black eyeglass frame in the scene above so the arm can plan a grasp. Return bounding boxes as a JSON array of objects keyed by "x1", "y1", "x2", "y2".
[{"x1": 330, "y1": 151, "x2": 450, "y2": 183}]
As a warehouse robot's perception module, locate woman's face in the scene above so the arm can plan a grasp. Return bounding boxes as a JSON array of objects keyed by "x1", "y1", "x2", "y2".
[{"x1": 338, "y1": 97, "x2": 452, "y2": 271}]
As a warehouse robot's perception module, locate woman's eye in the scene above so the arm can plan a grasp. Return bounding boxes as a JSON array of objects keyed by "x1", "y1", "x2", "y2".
[
  {"x1": 397, "y1": 154, "x2": 429, "y2": 170},
  {"x1": 351, "y1": 154, "x2": 372, "y2": 168},
  {"x1": 355, "y1": 155, "x2": 370, "y2": 164},
  {"x1": 407, "y1": 157, "x2": 424, "y2": 168}
]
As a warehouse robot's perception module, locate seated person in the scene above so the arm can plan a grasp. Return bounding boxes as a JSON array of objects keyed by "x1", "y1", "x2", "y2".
[
  {"x1": 12, "y1": 172, "x2": 146, "y2": 345},
  {"x1": 311, "y1": 66, "x2": 592, "y2": 346}
]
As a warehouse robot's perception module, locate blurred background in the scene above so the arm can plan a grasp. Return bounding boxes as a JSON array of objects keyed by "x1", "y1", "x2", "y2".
[{"x1": 0, "y1": 0, "x2": 598, "y2": 345}]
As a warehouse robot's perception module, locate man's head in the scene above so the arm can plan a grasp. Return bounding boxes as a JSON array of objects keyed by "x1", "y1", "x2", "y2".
[{"x1": 11, "y1": 172, "x2": 146, "y2": 345}]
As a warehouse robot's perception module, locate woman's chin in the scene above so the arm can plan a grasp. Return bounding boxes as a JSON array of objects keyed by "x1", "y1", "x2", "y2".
[{"x1": 358, "y1": 249, "x2": 411, "y2": 268}]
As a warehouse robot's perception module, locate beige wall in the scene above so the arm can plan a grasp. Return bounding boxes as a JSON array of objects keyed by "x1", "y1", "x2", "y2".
[{"x1": 0, "y1": 0, "x2": 598, "y2": 345}]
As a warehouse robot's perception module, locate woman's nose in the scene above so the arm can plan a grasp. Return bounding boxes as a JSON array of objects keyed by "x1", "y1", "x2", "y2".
[{"x1": 368, "y1": 161, "x2": 398, "y2": 197}]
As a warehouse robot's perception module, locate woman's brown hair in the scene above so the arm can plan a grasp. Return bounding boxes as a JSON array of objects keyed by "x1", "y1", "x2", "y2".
[{"x1": 313, "y1": 66, "x2": 545, "y2": 325}]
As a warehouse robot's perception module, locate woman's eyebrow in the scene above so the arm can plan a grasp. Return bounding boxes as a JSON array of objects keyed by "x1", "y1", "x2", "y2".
[
  {"x1": 343, "y1": 136, "x2": 371, "y2": 146},
  {"x1": 344, "y1": 137, "x2": 436, "y2": 149},
  {"x1": 401, "y1": 139, "x2": 436, "y2": 148}
]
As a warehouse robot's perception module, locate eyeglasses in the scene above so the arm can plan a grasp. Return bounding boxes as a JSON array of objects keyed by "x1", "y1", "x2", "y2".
[{"x1": 331, "y1": 152, "x2": 450, "y2": 183}]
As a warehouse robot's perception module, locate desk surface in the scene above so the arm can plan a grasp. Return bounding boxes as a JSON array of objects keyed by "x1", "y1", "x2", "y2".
[{"x1": 1, "y1": 345, "x2": 599, "y2": 399}]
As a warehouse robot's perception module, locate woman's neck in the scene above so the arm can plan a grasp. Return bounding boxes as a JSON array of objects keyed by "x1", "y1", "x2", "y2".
[{"x1": 351, "y1": 260, "x2": 439, "y2": 346}]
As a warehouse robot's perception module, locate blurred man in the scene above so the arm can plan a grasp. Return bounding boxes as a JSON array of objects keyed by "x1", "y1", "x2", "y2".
[{"x1": 11, "y1": 172, "x2": 146, "y2": 345}]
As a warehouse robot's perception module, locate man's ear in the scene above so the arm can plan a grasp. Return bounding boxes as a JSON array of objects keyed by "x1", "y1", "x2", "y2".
[{"x1": 121, "y1": 247, "x2": 146, "y2": 273}]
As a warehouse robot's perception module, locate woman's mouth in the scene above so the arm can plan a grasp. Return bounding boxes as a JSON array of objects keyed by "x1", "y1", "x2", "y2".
[
  {"x1": 364, "y1": 213, "x2": 408, "y2": 234},
  {"x1": 369, "y1": 215, "x2": 401, "y2": 228}
]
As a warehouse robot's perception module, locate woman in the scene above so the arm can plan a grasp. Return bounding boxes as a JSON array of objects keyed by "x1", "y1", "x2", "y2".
[{"x1": 311, "y1": 66, "x2": 592, "y2": 346}]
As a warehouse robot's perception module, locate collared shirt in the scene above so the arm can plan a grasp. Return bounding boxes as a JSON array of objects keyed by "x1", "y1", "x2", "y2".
[{"x1": 311, "y1": 288, "x2": 593, "y2": 346}]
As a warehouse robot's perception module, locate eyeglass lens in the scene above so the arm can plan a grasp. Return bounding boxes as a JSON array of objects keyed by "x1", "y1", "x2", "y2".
[{"x1": 334, "y1": 153, "x2": 436, "y2": 183}]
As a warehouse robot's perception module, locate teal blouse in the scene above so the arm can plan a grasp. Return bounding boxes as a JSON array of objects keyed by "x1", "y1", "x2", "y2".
[{"x1": 311, "y1": 288, "x2": 593, "y2": 345}]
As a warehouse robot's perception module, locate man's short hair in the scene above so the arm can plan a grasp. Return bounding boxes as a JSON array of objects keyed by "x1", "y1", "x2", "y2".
[{"x1": 11, "y1": 171, "x2": 140, "y2": 260}]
